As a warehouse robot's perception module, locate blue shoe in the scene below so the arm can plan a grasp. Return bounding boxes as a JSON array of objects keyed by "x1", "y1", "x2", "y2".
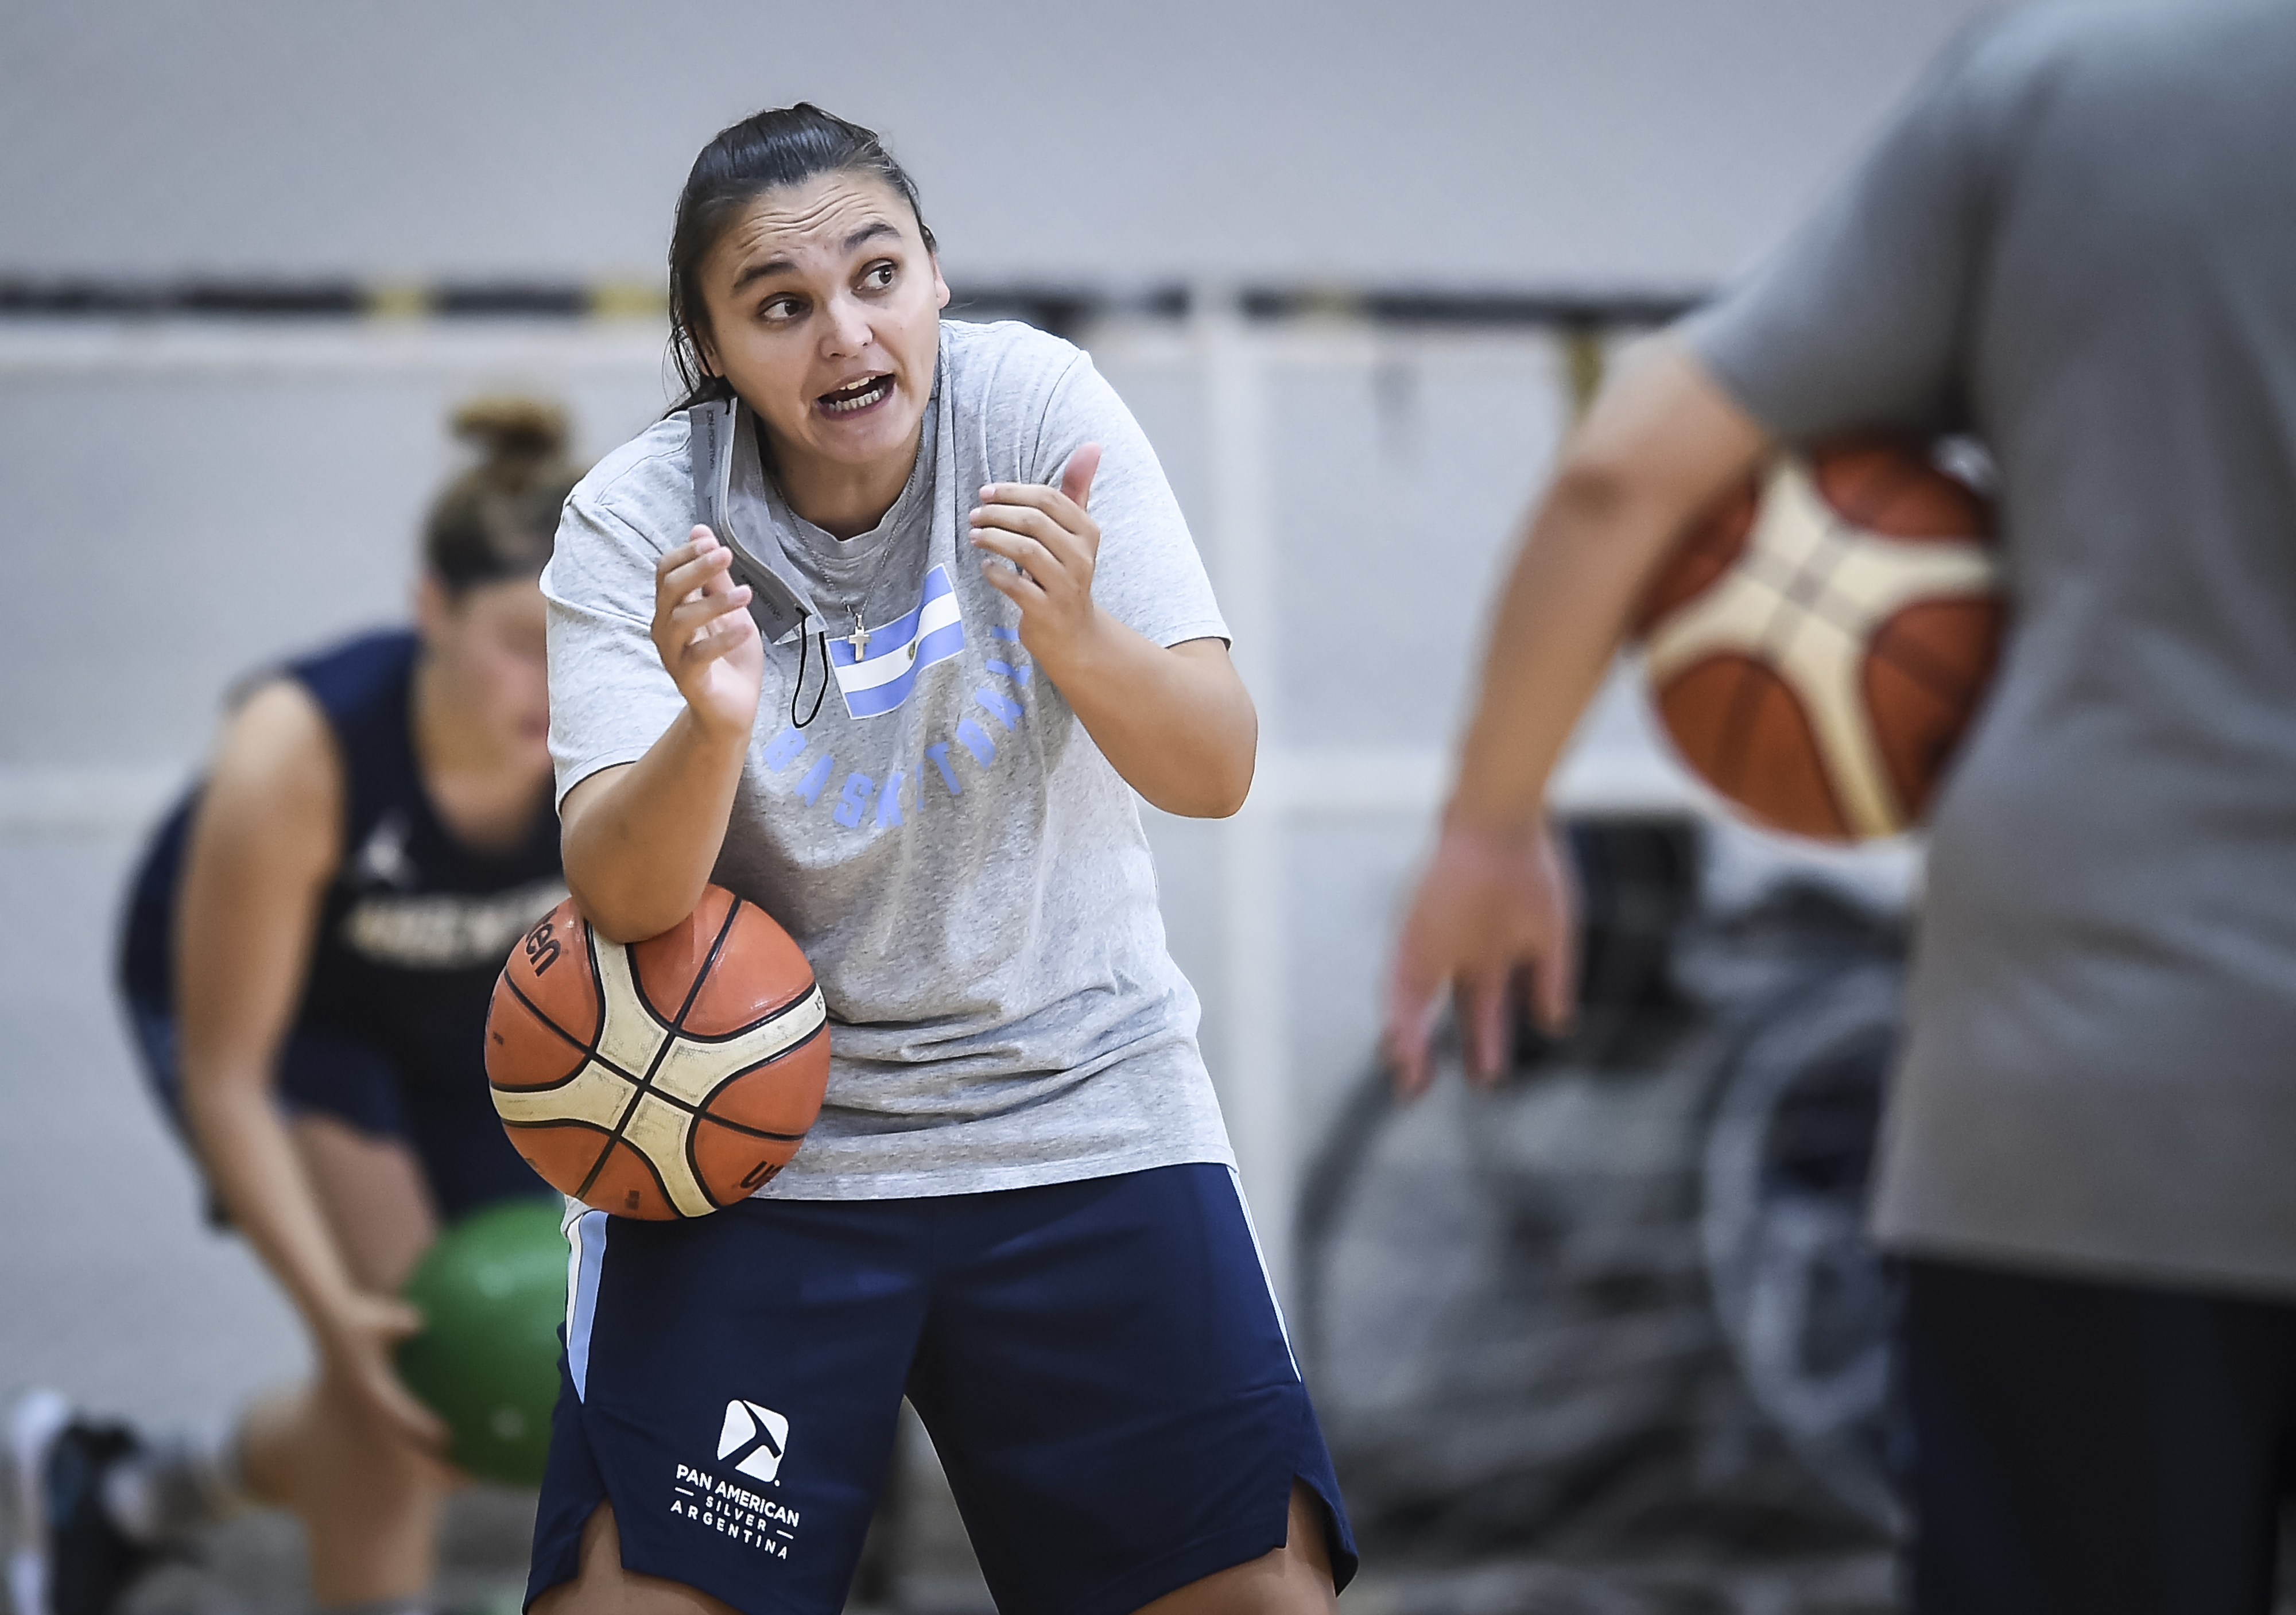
[{"x1": 8, "y1": 1391, "x2": 160, "y2": 1615}]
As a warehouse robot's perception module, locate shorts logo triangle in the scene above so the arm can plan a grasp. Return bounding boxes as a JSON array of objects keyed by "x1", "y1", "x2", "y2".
[{"x1": 716, "y1": 1399, "x2": 790, "y2": 1484}]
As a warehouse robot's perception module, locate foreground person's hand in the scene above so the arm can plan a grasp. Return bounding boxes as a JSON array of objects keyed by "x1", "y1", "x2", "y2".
[
  {"x1": 652, "y1": 526, "x2": 765, "y2": 739},
  {"x1": 1384, "y1": 818, "x2": 1578, "y2": 1098}
]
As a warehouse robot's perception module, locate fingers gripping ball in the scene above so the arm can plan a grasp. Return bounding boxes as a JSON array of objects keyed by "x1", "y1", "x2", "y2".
[
  {"x1": 394, "y1": 1200, "x2": 565, "y2": 1486},
  {"x1": 1634, "y1": 438, "x2": 2003, "y2": 841},
  {"x1": 486, "y1": 887, "x2": 830, "y2": 1218}
]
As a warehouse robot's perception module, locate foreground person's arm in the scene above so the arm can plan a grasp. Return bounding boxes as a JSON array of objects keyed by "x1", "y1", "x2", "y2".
[
  {"x1": 560, "y1": 528, "x2": 763, "y2": 943},
  {"x1": 1384, "y1": 341, "x2": 1773, "y2": 1094}
]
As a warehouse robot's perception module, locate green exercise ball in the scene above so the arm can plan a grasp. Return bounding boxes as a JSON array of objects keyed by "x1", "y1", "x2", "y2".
[{"x1": 395, "y1": 1198, "x2": 565, "y2": 1486}]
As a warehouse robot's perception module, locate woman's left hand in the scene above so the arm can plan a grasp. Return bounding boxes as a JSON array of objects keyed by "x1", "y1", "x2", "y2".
[
  {"x1": 968, "y1": 444, "x2": 1107, "y2": 665},
  {"x1": 968, "y1": 441, "x2": 1255, "y2": 816}
]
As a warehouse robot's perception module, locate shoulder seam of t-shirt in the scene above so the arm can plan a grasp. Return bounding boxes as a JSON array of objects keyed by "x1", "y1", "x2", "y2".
[
  {"x1": 1027, "y1": 350, "x2": 1094, "y2": 486},
  {"x1": 945, "y1": 319, "x2": 1088, "y2": 484},
  {"x1": 575, "y1": 484, "x2": 683, "y2": 562},
  {"x1": 1673, "y1": 3, "x2": 2052, "y2": 444},
  {"x1": 1967, "y1": 14, "x2": 2087, "y2": 250},
  {"x1": 574, "y1": 438, "x2": 687, "y2": 531},
  {"x1": 549, "y1": 587, "x2": 652, "y2": 631}
]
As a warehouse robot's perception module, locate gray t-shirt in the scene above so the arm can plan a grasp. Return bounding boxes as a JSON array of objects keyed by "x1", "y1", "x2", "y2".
[
  {"x1": 1681, "y1": 0, "x2": 2296, "y2": 1295},
  {"x1": 544, "y1": 319, "x2": 1236, "y2": 1199}
]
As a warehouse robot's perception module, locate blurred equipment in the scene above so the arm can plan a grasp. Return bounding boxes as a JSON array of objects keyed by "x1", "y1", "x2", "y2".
[
  {"x1": 1300, "y1": 820, "x2": 1905, "y2": 1570},
  {"x1": 1634, "y1": 440, "x2": 1999, "y2": 840},
  {"x1": 8, "y1": 1392, "x2": 161, "y2": 1615},
  {"x1": 486, "y1": 886, "x2": 830, "y2": 1218},
  {"x1": 1701, "y1": 934, "x2": 1901, "y2": 1535},
  {"x1": 394, "y1": 1199, "x2": 568, "y2": 1487}
]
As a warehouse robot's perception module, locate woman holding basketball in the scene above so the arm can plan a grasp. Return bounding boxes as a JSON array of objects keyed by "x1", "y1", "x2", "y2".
[
  {"x1": 11, "y1": 402, "x2": 575, "y2": 1615},
  {"x1": 526, "y1": 105, "x2": 1353, "y2": 1615}
]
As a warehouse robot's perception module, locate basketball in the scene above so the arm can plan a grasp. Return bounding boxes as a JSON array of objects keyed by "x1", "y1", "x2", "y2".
[
  {"x1": 1632, "y1": 438, "x2": 2003, "y2": 841},
  {"x1": 394, "y1": 1199, "x2": 564, "y2": 1486},
  {"x1": 484, "y1": 886, "x2": 830, "y2": 1218}
]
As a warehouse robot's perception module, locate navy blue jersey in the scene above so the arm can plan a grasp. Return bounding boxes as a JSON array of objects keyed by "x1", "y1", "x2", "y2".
[{"x1": 120, "y1": 630, "x2": 564, "y2": 1156}]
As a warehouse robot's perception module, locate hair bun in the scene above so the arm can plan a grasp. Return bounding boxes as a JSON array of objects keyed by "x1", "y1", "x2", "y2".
[{"x1": 451, "y1": 395, "x2": 569, "y2": 463}]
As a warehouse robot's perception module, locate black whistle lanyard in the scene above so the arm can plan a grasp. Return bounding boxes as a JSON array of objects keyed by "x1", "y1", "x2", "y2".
[{"x1": 790, "y1": 621, "x2": 831, "y2": 729}]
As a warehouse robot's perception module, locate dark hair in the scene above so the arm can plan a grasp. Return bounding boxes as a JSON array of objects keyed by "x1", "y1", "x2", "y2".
[
  {"x1": 666, "y1": 103, "x2": 936, "y2": 414},
  {"x1": 424, "y1": 397, "x2": 582, "y2": 594}
]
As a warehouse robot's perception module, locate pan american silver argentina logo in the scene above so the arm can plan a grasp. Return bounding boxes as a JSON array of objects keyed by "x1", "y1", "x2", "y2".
[{"x1": 670, "y1": 1400, "x2": 800, "y2": 1560}]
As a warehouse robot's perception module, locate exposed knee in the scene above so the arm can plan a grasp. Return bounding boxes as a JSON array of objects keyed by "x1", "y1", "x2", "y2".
[
  {"x1": 242, "y1": 1381, "x2": 451, "y2": 1519},
  {"x1": 1133, "y1": 1482, "x2": 1337, "y2": 1615},
  {"x1": 1270, "y1": 1481, "x2": 1340, "y2": 1615},
  {"x1": 531, "y1": 1506, "x2": 741, "y2": 1615}
]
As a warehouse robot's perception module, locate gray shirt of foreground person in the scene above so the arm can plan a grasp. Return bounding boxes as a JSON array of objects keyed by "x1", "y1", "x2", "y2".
[
  {"x1": 1681, "y1": 0, "x2": 2296, "y2": 1295},
  {"x1": 544, "y1": 319, "x2": 1236, "y2": 1198}
]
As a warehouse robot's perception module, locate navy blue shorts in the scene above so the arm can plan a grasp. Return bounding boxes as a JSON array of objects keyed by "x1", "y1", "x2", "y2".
[
  {"x1": 528, "y1": 1163, "x2": 1358, "y2": 1615},
  {"x1": 1902, "y1": 1256, "x2": 2296, "y2": 1614},
  {"x1": 126, "y1": 1001, "x2": 550, "y2": 1222}
]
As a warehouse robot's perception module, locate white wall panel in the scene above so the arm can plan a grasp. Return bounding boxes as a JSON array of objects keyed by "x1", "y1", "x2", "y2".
[{"x1": 1, "y1": 0, "x2": 1991, "y2": 289}]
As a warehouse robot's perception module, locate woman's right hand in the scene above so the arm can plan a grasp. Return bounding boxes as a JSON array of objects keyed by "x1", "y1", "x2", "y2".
[
  {"x1": 563, "y1": 526, "x2": 766, "y2": 941},
  {"x1": 652, "y1": 526, "x2": 764, "y2": 737},
  {"x1": 315, "y1": 1290, "x2": 452, "y2": 1458}
]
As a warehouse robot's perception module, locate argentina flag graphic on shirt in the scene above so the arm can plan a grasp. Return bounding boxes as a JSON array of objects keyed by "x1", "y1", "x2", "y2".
[{"x1": 828, "y1": 565, "x2": 966, "y2": 719}]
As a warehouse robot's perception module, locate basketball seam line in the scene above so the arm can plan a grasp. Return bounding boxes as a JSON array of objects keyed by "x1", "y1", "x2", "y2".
[
  {"x1": 1867, "y1": 612, "x2": 1996, "y2": 706},
  {"x1": 1755, "y1": 508, "x2": 1880, "y2": 830},
  {"x1": 494, "y1": 1034, "x2": 816, "y2": 1131},
  {"x1": 682, "y1": 1017, "x2": 826, "y2": 1143},
  {"x1": 505, "y1": 1112, "x2": 805, "y2": 1140},
  {"x1": 1832, "y1": 445, "x2": 1931, "y2": 533},
  {"x1": 579, "y1": 895, "x2": 750, "y2": 1210},
  {"x1": 1742, "y1": 539, "x2": 1991, "y2": 698},
  {"x1": 585, "y1": 1129, "x2": 675, "y2": 1217},
  {"x1": 634, "y1": 993, "x2": 823, "y2": 1046},
  {"x1": 504, "y1": 948, "x2": 818, "y2": 1204},
  {"x1": 1713, "y1": 522, "x2": 1859, "y2": 811},
  {"x1": 627, "y1": 895, "x2": 746, "y2": 1038},
  {"x1": 1742, "y1": 553, "x2": 1878, "y2": 647},
  {"x1": 499, "y1": 971, "x2": 643, "y2": 1086},
  {"x1": 571, "y1": 924, "x2": 631, "y2": 1205},
  {"x1": 500, "y1": 952, "x2": 821, "y2": 1084},
  {"x1": 1736, "y1": 522, "x2": 1994, "y2": 718},
  {"x1": 1745, "y1": 533, "x2": 1863, "y2": 650},
  {"x1": 506, "y1": 1018, "x2": 823, "y2": 1141}
]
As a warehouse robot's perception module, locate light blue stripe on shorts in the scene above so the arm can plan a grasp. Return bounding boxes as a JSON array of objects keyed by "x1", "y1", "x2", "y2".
[{"x1": 561, "y1": 1199, "x2": 609, "y2": 1400}]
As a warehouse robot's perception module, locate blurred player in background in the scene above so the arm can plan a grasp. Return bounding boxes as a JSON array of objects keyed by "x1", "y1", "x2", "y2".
[
  {"x1": 10, "y1": 399, "x2": 579, "y2": 1615},
  {"x1": 1387, "y1": 3, "x2": 2296, "y2": 1610}
]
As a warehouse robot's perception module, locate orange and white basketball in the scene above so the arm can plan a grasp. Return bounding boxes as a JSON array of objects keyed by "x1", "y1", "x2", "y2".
[
  {"x1": 484, "y1": 887, "x2": 829, "y2": 1218},
  {"x1": 1633, "y1": 438, "x2": 2003, "y2": 841}
]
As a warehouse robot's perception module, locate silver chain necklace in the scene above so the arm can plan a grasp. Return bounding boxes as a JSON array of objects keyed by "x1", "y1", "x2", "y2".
[{"x1": 832, "y1": 529, "x2": 910, "y2": 660}]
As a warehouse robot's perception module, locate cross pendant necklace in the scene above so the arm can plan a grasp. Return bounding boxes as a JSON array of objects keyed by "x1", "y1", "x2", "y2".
[{"x1": 837, "y1": 532, "x2": 906, "y2": 661}]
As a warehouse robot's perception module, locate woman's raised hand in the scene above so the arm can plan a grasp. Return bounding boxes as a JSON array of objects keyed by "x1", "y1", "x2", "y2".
[
  {"x1": 969, "y1": 444, "x2": 1106, "y2": 665},
  {"x1": 652, "y1": 526, "x2": 765, "y2": 737}
]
